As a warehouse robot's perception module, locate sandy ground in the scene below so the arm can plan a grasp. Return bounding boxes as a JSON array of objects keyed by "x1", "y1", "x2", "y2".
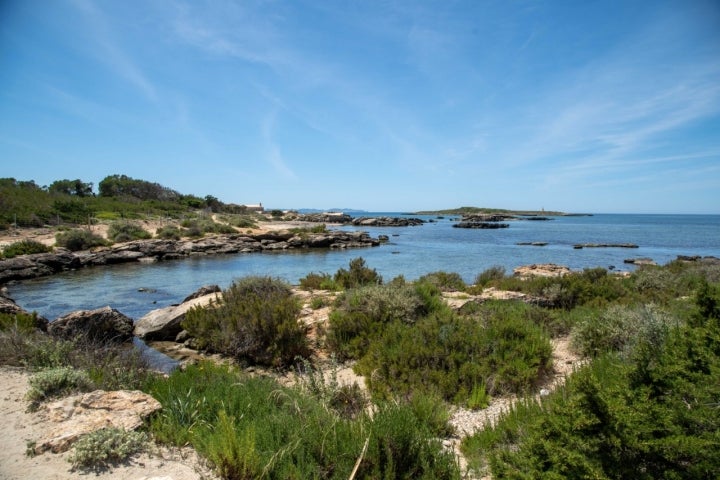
[{"x1": 0, "y1": 367, "x2": 216, "y2": 480}]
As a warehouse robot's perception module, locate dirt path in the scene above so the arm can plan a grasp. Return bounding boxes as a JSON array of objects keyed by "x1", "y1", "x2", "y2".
[{"x1": 0, "y1": 367, "x2": 216, "y2": 480}]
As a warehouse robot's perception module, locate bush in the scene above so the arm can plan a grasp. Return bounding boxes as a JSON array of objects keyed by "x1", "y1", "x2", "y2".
[
  {"x1": 327, "y1": 283, "x2": 432, "y2": 361},
  {"x1": 68, "y1": 428, "x2": 147, "y2": 471},
  {"x1": 333, "y1": 257, "x2": 382, "y2": 289},
  {"x1": 418, "y1": 271, "x2": 466, "y2": 291},
  {"x1": 182, "y1": 276, "x2": 308, "y2": 366},
  {"x1": 571, "y1": 304, "x2": 675, "y2": 357},
  {"x1": 107, "y1": 222, "x2": 151, "y2": 242},
  {"x1": 357, "y1": 303, "x2": 553, "y2": 403},
  {"x1": 55, "y1": 229, "x2": 107, "y2": 251},
  {"x1": 155, "y1": 225, "x2": 182, "y2": 240},
  {"x1": 27, "y1": 366, "x2": 93, "y2": 403},
  {"x1": 1, "y1": 239, "x2": 52, "y2": 258},
  {"x1": 0, "y1": 311, "x2": 45, "y2": 334},
  {"x1": 145, "y1": 362, "x2": 460, "y2": 480},
  {"x1": 474, "y1": 265, "x2": 506, "y2": 287},
  {"x1": 299, "y1": 272, "x2": 338, "y2": 291}
]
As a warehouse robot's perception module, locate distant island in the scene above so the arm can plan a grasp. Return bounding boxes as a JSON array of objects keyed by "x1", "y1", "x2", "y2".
[{"x1": 415, "y1": 206, "x2": 592, "y2": 216}]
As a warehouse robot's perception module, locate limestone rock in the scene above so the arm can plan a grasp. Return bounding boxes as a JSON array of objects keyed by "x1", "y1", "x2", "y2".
[
  {"x1": 182, "y1": 284, "x2": 221, "y2": 303},
  {"x1": 49, "y1": 306, "x2": 133, "y2": 342},
  {"x1": 35, "y1": 390, "x2": 161, "y2": 454},
  {"x1": 134, "y1": 292, "x2": 220, "y2": 341},
  {"x1": 513, "y1": 263, "x2": 571, "y2": 278}
]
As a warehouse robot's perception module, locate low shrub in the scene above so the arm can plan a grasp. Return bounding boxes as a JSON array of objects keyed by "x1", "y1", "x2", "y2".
[
  {"x1": 298, "y1": 271, "x2": 338, "y2": 291},
  {"x1": 474, "y1": 265, "x2": 506, "y2": 288},
  {"x1": 155, "y1": 225, "x2": 182, "y2": 240},
  {"x1": 107, "y1": 222, "x2": 151, "y2": 242},
  {"x1": 571, "y1": 303, "x2": 675, "y2": 357},
  {"x1": 326, "y1": 283, "x2": 432, "y2": 361},
  {"x1": 333, "y1": 257, "x2": 382, "y2": 289},
  {"x1": 418, "y1": 271, "x2": 466, "y2": 291},
  {"x1": 357, "y1": 303, "x2": 553, "y2": 403},
  {"x1": 27, "y1": 366, "x2": 93, "y2": 403},
  {"x1": 55, "y1": 229, "x2": 108, "y2": 251},
  {"x1": 182, "y1": 276, "x2": 308, "y2": 366},
  {"x1": 68, "y1": 427, "x2": 147, "y2": 471},
  {"x1": 180, "y1": 218, "x2": 236, "y2": 237},
  {"x1": 1, "y1": 239, "x2": 52, "y2": 258},
  {"x1": 0, "y1": 311, "x2": 45, "y2": 334}
]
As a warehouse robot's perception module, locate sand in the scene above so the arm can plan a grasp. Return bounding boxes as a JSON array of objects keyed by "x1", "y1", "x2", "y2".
[{"x1": 0, "y1": 367, "x2": 216, "y2": 480}]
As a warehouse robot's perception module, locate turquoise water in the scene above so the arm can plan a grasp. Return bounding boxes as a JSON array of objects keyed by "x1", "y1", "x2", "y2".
[{"x1": 7, "y1": 214, "x2": 720, "y2": 322}]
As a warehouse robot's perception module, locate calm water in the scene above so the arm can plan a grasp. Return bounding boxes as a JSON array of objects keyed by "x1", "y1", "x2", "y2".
[{"x1": 7, "y1": 214, "x2": 720, "y2": 323}]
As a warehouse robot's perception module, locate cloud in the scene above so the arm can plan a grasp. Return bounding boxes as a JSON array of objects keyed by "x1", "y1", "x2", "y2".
[
  {"x1": 261, "y1": 110, "x2": 296, "y2": 180},
  {"x1": 68, "y1": 0, "x2": 157, "y2": 102}
]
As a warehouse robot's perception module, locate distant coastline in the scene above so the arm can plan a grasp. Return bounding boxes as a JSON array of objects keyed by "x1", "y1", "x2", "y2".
[{"x1": 414, "y1": 206, "x2": 592, "y2": 217}]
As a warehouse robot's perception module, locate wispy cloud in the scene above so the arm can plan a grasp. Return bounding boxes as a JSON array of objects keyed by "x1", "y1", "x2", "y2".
[
  {"x1": 68, "y1": 0, "x2": 157, "y2": 102},
  {"x1": 261, "y1": 110, "x2": 296, "y2": 180}
]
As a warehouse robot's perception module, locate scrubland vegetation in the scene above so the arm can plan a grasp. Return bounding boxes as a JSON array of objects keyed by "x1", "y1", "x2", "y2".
[{"x1": 1, "y1": 253, "x2": 719, "y2": 478}]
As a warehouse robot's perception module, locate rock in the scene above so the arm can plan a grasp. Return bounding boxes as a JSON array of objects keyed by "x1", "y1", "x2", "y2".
[
  {"x1": 134, "y1": 292, "x2": 220, "y2": 341},
  {"x1": 624, "y1": 257, "x2": 657, "y2": 266},
  {"x1": 350, "y1": 216, "x2": 425, "y2": 227},
  {"x1": 182, "y1": 284, "x2": 221, "y2": 303},
  {"x1": 49, "y1": 306, "x2": 134, "y2": 342},
  {"x1": 516, "y1": 242, "x2": 548, "y2": 246},
  {"x1": 453, "y1": 222, "x2": 509, "y2": 229},
  {"x1": 573, "y1": 243, "x2": 638, "y2": 249},
  {"x1": 35, "y1": 390, "x2": 161, "y2": 454},
  {"x1": 513, "y1": 264, "x2": 571, "y2": 278}
]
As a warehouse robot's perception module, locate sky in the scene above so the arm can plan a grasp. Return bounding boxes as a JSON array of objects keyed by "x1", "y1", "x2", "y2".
[{"x1": 1, "y1": 1, "x2": 719, "y2": 213}]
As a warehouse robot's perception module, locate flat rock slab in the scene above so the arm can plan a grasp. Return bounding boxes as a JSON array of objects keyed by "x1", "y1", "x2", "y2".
[{"x1": 35, "y1": 390, "x2": 161, "y2": 454}]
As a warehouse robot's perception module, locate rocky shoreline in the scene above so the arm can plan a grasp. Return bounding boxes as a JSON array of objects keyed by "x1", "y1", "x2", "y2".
[{"x1": 0, "y1": 229, "x2": 380, "y2": 284}]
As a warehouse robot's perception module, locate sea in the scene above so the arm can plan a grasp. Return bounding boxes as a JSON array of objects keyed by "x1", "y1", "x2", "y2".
[{"x1": 6, "y1": 213, "x2": 720, "y2": 325}]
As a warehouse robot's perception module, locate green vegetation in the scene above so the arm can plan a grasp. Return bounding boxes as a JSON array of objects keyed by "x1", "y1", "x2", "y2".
[
  {"x1": 107, "y1": 222, "x2": 152, "y2": 242},
  {"x1": 182, "y1": 276, "x2": 309, "y2": 367},
  {"x1": 0, "y1": 311, "x2": 44, "y2": 334},
  {"x1": 55, "y1": 229, "x2": 108, "y2": 251},
  {"x1": 1, "y1": 239, "x2": 52, "y2": 258},
  {"x1": 299, "y1": 272, "x2": 339, "y2": 291},
  {"x1": 145, "y1": 361, "x2": 460, "y2": 479},
  {"x1": 417, "y1": 271, "x2": 467, "y2": 291},
  {"x1": 333, "y1": 257, "x2": 382, "y2": 289},
  {"x1": 27, "y1": 366, "x2": 93, "y2": 404},
  {"x1": 68, "y1": 427, "x2": 148, "y2": 471}
]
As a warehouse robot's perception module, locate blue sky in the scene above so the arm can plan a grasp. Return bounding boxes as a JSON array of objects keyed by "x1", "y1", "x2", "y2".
[{"x1": 1, "y1": 1, "x2": 719, "y2": 213}]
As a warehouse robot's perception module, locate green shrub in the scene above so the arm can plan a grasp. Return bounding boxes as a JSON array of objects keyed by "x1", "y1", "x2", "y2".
[
  {"x1": 182, "y1": 276, "x2": 308, "y2": 366},
  {"x1": 327, "y1": 283, "x2": 431, "y2": 360},
  {"x1": 473, "y1": 265, "x2": 506, "y2": 288},
  {"x1": 0, "y1": 311, "x2": 45, "y2": 334},
  {"x1": 155, "y1": 225, "x2": 182, "y2": 240},
  {"x1": 299, "y1": 271, "x2": 338, "y2": 291},
  {"x1": 55, "y1": 229, "x2": 108, "y2": 251},
  {"x1": 357, "y1": 303, "x2": 553, "y2": 403},
  {"x1": 333, "y1": 257, "x2": 382, "y2": 289},
  {"x1": 2, "y1": 239, "x2": 52, "y2": 258},
  {"x1": 418, "y1": 271, "x2": 466, "y2": 291},
  {"x1": 181, "y1": 218, "x2": 236, "y2": 237},
  {"x1": 467, "y1": 382, "x2": 490, "y2": 410},
  {"x1": 107, "y1": 222, "x2": 151, "y2": 242},
  {"x1": 27, "y1": 366, "x2": 93, "y2": 403},
  {"x1": 295, "y1": 356, "x2": 367, "y2": 419},
  {"x1": 68, "y1": 427, "x2": 147, "y2": 471},
  {"x1": 571, "y1": 303, "x2": 675, "y2": 357}
]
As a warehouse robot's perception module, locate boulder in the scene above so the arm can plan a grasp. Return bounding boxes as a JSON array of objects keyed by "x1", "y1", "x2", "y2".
[
  {"x1": 182, "y1": 284, "x2": 221, "y2": 303},
  {"x1": 49, "y1": 306, "x2": 133, "y2": 342},
  {"x1": 35, "y1": 389, "x2": 161, "y2": 454},
  {"x1": 624, "y1": 257, "x2": 657, "y2": 266},
  {"x1": 134, "y1": 292, "x2": 220, "y2": 341},
  {"x1": 513, "y1": 263, "x2": 571, "y2": 278}
]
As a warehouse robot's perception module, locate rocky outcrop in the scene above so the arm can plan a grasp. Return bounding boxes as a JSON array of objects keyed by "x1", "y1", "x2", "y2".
[
  {"x1": 182, "y1": 284, "x2": 221, "y2": 302},
  {"x1": 513, "y1": 264, "x2": 571, "y2": 278},
  {"x1": 134, "y1": 292, "x2": 220, "y2": 341},
  {"x1": 453, "y1": 222, "x2": 509, "y2": 229},
  {"x1": 624, "y1": 257, "x2": 657, "y2": 266},
  {"x1": 461, "y1": 214, "x2": 516, "y2": 222},
  {"x1": 48, "y1": 306, "x2": 134, "y2": 343},
  {"x1": 350, "y1": 216, "x2": 425, "y2": 227},
  {"x1": 573, "y1": 243, "x2": 639, "y2": 249},
  {"x1": 34, "y1": 390, "x2": 161, "y2": 454},
  {"x1": 296, "y1": 213, "x2": 354, "y2": 223},
  {"x1": 0, "y1": 230, "x2": 381, "y2": 284},
  {"x1": 516, "y1": 242, "x2": 548, "y2": 246}
]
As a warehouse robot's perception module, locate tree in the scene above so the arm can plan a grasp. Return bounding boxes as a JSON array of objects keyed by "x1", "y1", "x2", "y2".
[{"x1": 48, "y1": 179, "x2": 94, "y2": 197}]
